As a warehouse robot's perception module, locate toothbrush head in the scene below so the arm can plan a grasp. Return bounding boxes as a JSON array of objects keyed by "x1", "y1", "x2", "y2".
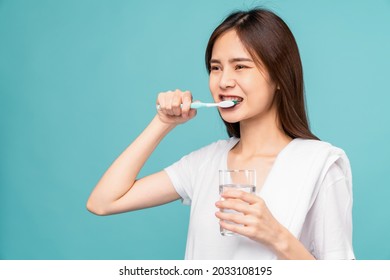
[{"x1": 219, "y1": 100, "x2": 239, "y2": 108}]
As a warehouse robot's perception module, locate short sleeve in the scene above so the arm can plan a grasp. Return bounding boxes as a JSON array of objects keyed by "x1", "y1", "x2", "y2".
[
  {"x1": 164, "y1": 138, "x2": 237, "y2": 206},
  {"x1": 164, "y1": 142, "x2": 219, "y2": 205},
  {"x1": 164, "y1": 152, "x2": 195, "y2": 205},
  {"x1": 300, "y1": 160, "x2": 355, "y2": 259}
]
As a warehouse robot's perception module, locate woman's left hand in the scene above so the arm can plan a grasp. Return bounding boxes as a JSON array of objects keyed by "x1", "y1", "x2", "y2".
[{"x1": 215, "y1": 189, "x2": 285, "y2": 248}]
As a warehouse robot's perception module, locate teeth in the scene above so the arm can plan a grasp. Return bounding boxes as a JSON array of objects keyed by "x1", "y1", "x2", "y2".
[{"x1": 221, "y1": 96, "x2": 243, "y2": 102}]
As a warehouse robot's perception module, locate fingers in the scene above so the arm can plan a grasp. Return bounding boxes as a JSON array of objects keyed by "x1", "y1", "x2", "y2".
[
  {"x1": 215, "y1": 192, "x2": 280, "y2": 242},
  {"x1": 218, "y1": 219, "x2": 258, "y2": 239},
  {"x1": 181, "y1": 91, "x2": 192, "y2": 118},
  {"x1": 215, "y1": 208, "x2": 259, "y2": 239},
  {"x1": 156, "y1": 89, "x2": 193, "y2": 118},
  {"x1": 171, "y1": 93, "x2": 182, "y2": 116},
  {"x1": 215, "y1": 192, "x2": 261, "y2": 231},
  {"x1": 216, "y1": 191, "x2": 263, "y2": 218},
  {"x1": 221, "y1": 189, "x2": 260, "y2": 205},
  {"x1": 216, "y1": 191, "x2": 267, "y2": 220},
  {"x1": 215, "y1": 209, "x2": 255, "y2": 225},
  {"x1": 216, "y1": 197, "x2": 253, "y2": 214}
]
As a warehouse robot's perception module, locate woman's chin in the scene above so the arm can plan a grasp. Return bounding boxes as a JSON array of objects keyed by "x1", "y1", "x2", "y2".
[
  {"x1": 221, "y1": 116, "x2": 241, "y2": 124},
  {"x1": 219, "y1": 108, "x2": 245, "y2": 123}
]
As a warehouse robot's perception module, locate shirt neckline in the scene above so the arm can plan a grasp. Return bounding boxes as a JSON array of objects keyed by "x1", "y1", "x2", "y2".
[{"x1": 222, "y1": 137, "x2": 300, "y2": 194}]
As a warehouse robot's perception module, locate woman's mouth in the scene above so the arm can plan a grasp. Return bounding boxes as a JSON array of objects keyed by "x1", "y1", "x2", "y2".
[
  {"x1": 219, "y1": 95, "x2": 243, "y2": 102},
  {"x1": 219, "y1": 95, "x2": 243, "y2": 108}
]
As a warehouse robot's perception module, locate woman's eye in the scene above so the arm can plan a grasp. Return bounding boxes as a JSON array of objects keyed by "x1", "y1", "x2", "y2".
[
  {"x1": 210, "y1": 65, "x2": 220, "y2": 71},
  {"x1": 235, "y1": 65, "x2": 247, "y2": 70}
]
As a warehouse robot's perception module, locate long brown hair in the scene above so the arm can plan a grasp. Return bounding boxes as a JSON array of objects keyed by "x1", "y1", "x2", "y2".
[{"x1": 205, "y1": 8, "x2": 319, "y2": 140}]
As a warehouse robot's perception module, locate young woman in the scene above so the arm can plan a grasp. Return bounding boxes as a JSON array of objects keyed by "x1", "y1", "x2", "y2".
[{"x1": 87, "y1": 8, "x2": 354, "y2": 260}]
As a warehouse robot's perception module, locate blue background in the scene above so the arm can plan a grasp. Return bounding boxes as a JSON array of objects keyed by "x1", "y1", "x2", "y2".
[{"x1": 1, "y1": 0, "x2": 389, "y2": 259}]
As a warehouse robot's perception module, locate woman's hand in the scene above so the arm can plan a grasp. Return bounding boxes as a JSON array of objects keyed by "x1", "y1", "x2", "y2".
[
  {"x1": 156, "y1": 89, "x2": 197, "y2": 125},
  {"x1": 215, "y1": 189, "x2": 315, "y2": 259},
  {"x1": 215, "y1": 189, "x2": 285, "y2": 248}
]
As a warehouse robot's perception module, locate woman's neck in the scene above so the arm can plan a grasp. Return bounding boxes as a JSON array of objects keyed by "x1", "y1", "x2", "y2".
[{"x1": 234, "y1": 112, "x2": 292, "y2": 158}]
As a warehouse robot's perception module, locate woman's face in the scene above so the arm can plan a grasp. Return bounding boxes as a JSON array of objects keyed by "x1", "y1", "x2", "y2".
[{"x1": 209, "y1": 29, "x2": 278, "y2": 125}]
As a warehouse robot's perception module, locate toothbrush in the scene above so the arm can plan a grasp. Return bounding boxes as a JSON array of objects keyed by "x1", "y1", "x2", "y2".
[{"x1": 157, "y1": 100, "x2": 238, "y2": 110}]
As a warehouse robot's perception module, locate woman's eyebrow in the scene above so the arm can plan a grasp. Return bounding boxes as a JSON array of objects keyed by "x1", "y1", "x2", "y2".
[
  {"x1": 229, "y1": 58, "x2": 254, "y2": 63},
  {"x1": 209, "y1": 59, "x2": 221, "y2": 64},
  {"x1": 210, "y1": 58, "x2": 254, "y2": 64}
]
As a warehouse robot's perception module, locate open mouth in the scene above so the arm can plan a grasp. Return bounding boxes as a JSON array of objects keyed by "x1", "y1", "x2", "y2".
[
  {"x1": 219, "y1": 95, "x2": 243, "y2": 109},
  {"x1": 219, "y1": 95, "x2": 243, "y2": 103}
]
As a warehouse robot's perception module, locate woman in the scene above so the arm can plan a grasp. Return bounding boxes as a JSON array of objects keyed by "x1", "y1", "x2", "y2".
[{"x1": 87, "y1": 8, "x2": 354, "y2": 260}]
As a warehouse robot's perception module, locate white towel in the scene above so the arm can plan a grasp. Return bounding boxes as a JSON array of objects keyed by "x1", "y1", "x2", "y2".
[{"x1": 260, "y1": 138, "x2": 352, "y2": 238}]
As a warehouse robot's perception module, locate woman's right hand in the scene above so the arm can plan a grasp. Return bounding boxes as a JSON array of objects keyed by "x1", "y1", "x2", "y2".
[{"x1": 156, "y1": 89, "x2": 197, "y2": 125}]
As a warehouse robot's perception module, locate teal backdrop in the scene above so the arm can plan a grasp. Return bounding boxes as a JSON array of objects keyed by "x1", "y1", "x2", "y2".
[{"x1": 1, "y1": 0, "x2": 389, "y2": 259}]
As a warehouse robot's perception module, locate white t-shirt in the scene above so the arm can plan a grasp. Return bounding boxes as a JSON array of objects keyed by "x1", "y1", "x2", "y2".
[{"x1": 165, "y1": 137, "x2": 355, "y2": 260}]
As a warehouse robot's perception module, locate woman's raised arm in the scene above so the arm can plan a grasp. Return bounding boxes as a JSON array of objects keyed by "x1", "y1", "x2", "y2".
[{"x1": 86, "y1": 90, "x2": 195, "y2": 215}]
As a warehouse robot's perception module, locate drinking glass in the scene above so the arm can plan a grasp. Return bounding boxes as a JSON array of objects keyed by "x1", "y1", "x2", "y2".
[{"x1": 219, "y1": 169, "x2": 256, "y2": 236}]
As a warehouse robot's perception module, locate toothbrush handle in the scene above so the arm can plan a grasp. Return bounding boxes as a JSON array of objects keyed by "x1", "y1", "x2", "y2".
[
  {"x1": 156, "y1": 102, "x2": 206, "y2": 110},
  {"x1": 190, "y1": 102, "x2": 206, "y2": 109}
]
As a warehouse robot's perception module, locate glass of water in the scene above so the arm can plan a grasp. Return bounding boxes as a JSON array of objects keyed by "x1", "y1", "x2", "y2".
[{"x1": 219, "y1": 169, "x2": 256, "y2": 236}]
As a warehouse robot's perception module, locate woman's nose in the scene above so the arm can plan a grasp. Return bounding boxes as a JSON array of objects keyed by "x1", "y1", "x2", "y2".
[{"x1": 219, "y1": 70, "x2": 236, "y2": 89}]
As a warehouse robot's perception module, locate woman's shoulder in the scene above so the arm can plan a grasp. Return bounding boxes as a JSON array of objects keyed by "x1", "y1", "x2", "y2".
[
  {"x1": 292, "y1": 138, "x2": 352, "y2": 179},
  {"x1": 292, "y1": 138, "x2": 347, "y2": 156}
]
